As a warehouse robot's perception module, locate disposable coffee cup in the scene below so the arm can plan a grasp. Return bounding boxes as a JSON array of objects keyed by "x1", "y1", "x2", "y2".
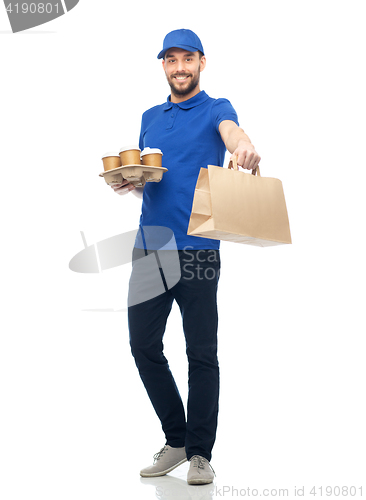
[
  {"x1": 119, "y1": 146, "x2": 141, "y2": 166},
  {"x1": 141, "y1": 147, "x2": 163, "y2": 167},
  {"x1": 101, "y1": 152, "x2": 122, "y2": 171}
]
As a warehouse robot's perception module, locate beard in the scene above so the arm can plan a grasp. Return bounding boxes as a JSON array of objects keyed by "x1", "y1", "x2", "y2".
[{"x1": 167, "y1": 70, "x2": 200, "y2": 98}]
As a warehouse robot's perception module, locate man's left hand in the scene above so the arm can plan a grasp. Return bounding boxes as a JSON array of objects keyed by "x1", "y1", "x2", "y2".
[{"x1": 231, "y1": 142, "x2": 261, "y2": 171}]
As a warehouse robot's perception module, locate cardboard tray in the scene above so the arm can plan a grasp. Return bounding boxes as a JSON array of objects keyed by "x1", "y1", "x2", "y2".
[{"x1": 99, "y1": 164, "x2": 168, "y2": 187}]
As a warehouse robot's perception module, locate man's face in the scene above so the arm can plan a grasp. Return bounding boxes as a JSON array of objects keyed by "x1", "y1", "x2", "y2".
[{"x1": 162, "y1": 48, "x2": 206, "y2": 98}]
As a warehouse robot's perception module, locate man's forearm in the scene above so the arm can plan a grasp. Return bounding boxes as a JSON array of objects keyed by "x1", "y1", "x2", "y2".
[
  {"x1": 131, "y1": 187, "x2": 144, "y2": 199},
  {"x1": 219, "y1": 120, "x2": 260, "y2": 170},
  {"x1": 226, "y1": 127, "x2": 253, "y2": 154}
]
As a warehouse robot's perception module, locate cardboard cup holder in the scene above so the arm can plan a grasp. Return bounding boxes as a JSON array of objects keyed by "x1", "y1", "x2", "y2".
[
  {"x1": 99, "y1": 164, "x2": 168, "y2": 186},
  {"x1": 100, "y1": 147, "x2": 166, "y2": 186}
]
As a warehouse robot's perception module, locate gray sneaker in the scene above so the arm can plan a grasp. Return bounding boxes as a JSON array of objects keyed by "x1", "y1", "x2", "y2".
[
  {"x1": 140, "y1": 445, "x2": 187, "y2": 477},
  {"x1": 187, "y1": 455, "x2": 215, "y2": 485}
]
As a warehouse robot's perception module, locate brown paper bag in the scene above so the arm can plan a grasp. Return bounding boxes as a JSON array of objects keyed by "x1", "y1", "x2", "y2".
[{"x1": 187, "y1": 158, "x2": 291, "y2": 247}]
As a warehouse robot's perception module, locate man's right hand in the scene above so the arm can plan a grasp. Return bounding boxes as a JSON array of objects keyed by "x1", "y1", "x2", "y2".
[{"x1": 110, "y1": 179, "x2": 136, "y2": 195}]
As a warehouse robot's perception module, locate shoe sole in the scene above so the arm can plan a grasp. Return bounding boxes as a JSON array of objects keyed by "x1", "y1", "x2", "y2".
[
  {"x1": 187, "y1": 477, "x2": 214, "y2": 485},
  {"x1": 140, "y1": 457, "x2": 188, "y2": 477}
]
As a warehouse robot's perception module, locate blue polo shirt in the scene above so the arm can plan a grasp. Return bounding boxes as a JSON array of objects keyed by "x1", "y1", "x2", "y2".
[{"x1": 136, "y1": 90, "x2": 239, "y2": 250}]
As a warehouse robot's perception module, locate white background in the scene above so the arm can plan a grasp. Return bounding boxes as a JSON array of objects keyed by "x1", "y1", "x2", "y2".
[{"x1": 1, "y1": 1, "x2": 365, "y2": 499}]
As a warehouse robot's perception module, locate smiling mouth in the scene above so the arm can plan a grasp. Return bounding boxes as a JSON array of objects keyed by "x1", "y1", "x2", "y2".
[{"x1": 173, "y1": 75, "x2": 190, "y2": 82}]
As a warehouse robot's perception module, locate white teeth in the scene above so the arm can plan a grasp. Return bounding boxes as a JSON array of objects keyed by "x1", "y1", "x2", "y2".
[{"x1": 175, "y1": 76, "x2": 188, "y2": 80}]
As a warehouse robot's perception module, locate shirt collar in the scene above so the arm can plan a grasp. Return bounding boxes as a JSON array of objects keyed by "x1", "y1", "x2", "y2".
[{"x1": 163, "y1": 90, "x2": 209, "y2": 110}]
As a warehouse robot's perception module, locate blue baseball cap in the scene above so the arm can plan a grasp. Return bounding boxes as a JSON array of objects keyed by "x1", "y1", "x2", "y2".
[{"x1": 157, "y1": 29, "x2": 204, "y2": 59}]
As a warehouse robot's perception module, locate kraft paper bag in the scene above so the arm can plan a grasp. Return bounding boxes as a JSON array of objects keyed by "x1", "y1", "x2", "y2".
[{"x1": 187, "y1": 159, "x2": 291, "y2": 247}]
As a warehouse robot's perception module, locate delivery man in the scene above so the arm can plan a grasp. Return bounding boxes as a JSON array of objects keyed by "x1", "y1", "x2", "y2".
[{"x1": 111, "y1": 29, "x2": 261, "y2": 485}]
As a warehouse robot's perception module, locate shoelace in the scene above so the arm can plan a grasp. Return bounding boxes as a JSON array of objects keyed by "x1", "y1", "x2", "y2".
[
  {"x1": 153, "y1": 446, "x2": 168, "y2": 463},
  {"x1": 190, "y1": 455, "x2": 216, "y2": 476}
]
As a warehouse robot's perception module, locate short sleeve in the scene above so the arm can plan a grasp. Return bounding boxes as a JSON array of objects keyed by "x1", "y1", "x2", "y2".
[{"x1": 211, "y1": 98, "x2": 239, "y2": 134}]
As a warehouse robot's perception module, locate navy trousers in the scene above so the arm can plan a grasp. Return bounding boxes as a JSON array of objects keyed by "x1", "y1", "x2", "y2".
[{"x1": 128, "y1": 248, "x2": 221, "y2": 461}]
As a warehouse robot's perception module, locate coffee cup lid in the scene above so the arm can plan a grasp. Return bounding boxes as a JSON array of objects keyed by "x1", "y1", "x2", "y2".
[
  {"x1": 141, "y1": 147, "x2": 163, "y2": 156},
  {"x1": 119, "y1": 146, "x2": 141, "y2": 153},
  {"x1": 101, "y1": 152, "x2": 120, "y2": 159}
]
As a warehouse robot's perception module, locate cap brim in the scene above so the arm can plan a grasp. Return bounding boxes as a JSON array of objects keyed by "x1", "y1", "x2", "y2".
[{"x1": 157, "y1": 44, "x2": 203, "y2": 59}]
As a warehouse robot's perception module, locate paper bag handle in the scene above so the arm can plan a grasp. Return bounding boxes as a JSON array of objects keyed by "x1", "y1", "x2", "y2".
[{"x1": 229, "y1": 155, "x2": 261, "y2": 176}]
